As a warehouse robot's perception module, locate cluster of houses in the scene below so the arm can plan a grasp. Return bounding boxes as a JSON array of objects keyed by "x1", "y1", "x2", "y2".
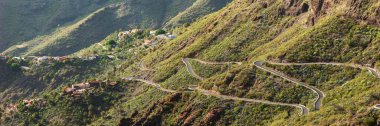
[
  {"x1": 118, "y1": 29, "x2": 143, "y2": 40},
  {"x1": 63, "y1": 80, "x2": 119, "y2": 97},
  {"x1": 149, "y1": 30, "x2": 176, "y2": 40},
  {"x1": 3, "y1": 55, "x2": 116, "y2": 65},
  {"x1": 4, "y1": 98, "x2": 46, "y2": 114},
  {"x1": 156, "y1": 33, "x2": 176, "y2": 40},
  {"x1": 117, "y1": 29, "x2": 176, "y2": 47}
]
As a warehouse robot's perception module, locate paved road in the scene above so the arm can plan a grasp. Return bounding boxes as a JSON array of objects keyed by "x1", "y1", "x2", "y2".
[
  {"x1": 130, "y1": 77, "x2": 309, "y2": 116},
  {"x1": 189, "y1": 58, "x2": 243, "y2": 65},
  {"x1": 181, "y1": 58, "x2": 309, "y2": 115},
  {"x1": 374, "y1": 104, "x2": 380, "y2": 109},
  {"x1": 266, "y1": 61, "x2": 380, "y2": 78},
  {"x1": 194, "y1": 87, "x2": 309, "y2": 115},
  {"x1": 254, "y1": 61, "x2": 325, "y2": 111},
  {"x1": 182, "y1": 58, "x2": 205, "y2": 80}
]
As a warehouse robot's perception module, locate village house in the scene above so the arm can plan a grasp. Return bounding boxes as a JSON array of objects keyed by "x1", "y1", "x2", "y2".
[
  {"x1": 12, "y1": 57, "x2": 23, "y2": 60},
  {"x1": 118, "y1": 31, "x2": 131, "y2": 40},
  {"x1": 144, "y1": 39, "x2": 153, "y2": 45},
  {"x1": 150, "y1": 30, "x2": 157, "y2": 35},
  {"x1": 123, "y1": 77, "x2": 134, "y2": 82},
  {"x1": 107, "y1": 55, "x2": 115, "y2": 59},
  {"x1": 23, "y1": 99, "x2": 35, "y2": 107},
  {"x1": 72, "y1": 89, "x2": 86, "y2": 97},
  {"x1": 72, "y1": 83, "x2": 91, "y2": 89},
  {"x1": 52, "y1": 57, "x2": 59, "y2": 60},
  {"x1": 131, "y1": 29, "x2": 142, "y2": 34},
  {"x1": 20, "y1": 66, "x2": 31, "y2": 70},
  {"x1": 156, "y1": 34, "x2": 169, "y2": 39},
  {"x1": 167, "y1": 34, "x2": 176, "y2": 39},
  {"x1": 89, "y1": 56, "x2": 96, "y2": 61},
  {"x1": 36, "y1": 56, "x2": 49, "y2": 64},
  {"x1": 22, "y1": 98, "x2": 46, "y2": 108},
  {"x1": 64, "y1": 87, "x2": 75, "y2": 94},
  {"x1": 109, "y1": 81, "x2": 119, "y2": 86},
  {"x1": 64, "y1": 81, "x2": 101, "y2": 97},
  {"x1": 58, "y1": 56, "x2": 68, "y2": 62},
  {"x1": 4, "y1": 103, "x2": 18, "y2": 114},
  {"x1": 156, "y1": 33, "x2": 176, "y2": 40}
]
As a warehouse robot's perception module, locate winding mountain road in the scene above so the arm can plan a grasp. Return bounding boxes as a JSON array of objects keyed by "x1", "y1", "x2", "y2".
[
  {"x1": 266, "y1": 61, "x2": 380, "y2": 78},
  {"x1": 195, "y1": 87, "x2": 308, "y2": 115},
  {"x1": 189, "y1": 58, "x2": 243, "y2": 65},
  {"x1": 182, "y1": 58, "x2": 309, "y2": 115},
  {"x1": 182, "y1": 58, "x2": 205, "y2": 81},
  {"x1": 129, "y1": 77, "x2": 309, "y2": 116},
  {"x1": 253, "y1": 61, "x2": 325, "y2": 110}
]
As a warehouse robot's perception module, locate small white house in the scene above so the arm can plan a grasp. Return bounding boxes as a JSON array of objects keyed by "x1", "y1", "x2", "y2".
[
  {"x1": 150, "y1": 30, "x2": 157, "y2": 35},
  {"x1": 20, "y1": 66, "x2": 31, "y2": 70},
  {"x1": 167, "y1": 34, "x2": 176, "y2": 39}
]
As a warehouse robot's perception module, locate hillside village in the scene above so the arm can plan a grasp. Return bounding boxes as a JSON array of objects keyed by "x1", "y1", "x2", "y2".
[
  {"x1": 117, "y1": 29, "x2": 176, "y2": 47},
  {"x1": 3, "y1": 79, "x2": 121, "y2": 116},
  {"x1": 63, "y1": 80, "x2": 119, "y2": 97},
  {"x1": 3, "y1": 98, "x2": 47, "y2": 115}
]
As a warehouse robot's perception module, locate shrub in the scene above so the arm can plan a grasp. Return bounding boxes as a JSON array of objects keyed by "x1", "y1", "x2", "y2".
[{"x1": 155, "y1": 29, "x2": 166, "y2": 35}]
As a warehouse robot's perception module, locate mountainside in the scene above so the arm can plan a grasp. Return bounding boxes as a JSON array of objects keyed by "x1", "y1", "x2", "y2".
[
  {"x1": 1, "y1": 0, "x2": 195, "y2": 56},
  {"x1": 1, "y1": 0, "x2": 380, "y2": 125},
  {"x1": 0, "y1": 0, "x2": 119, "y2": 51},
  {"x1": 164, "y1": 0, "x2": 232, "y2": 28},
  {"x1": 1, "y1": 0, "x2": 231, "y2": 57}
]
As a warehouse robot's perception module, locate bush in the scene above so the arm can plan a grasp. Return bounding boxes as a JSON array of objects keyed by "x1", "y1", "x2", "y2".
[
  {"x1": 155, "y1": 29, "x2": 166, "y2": 35},
  {"x1": 183, "y1": 23, "x2": 190, "y2": 27},
  {"x1": 106, "y1": 40, "x2": 117, "y2": 46},
  {"x1": 11, "y1": 63, "x2": 20, "y2": 70}
]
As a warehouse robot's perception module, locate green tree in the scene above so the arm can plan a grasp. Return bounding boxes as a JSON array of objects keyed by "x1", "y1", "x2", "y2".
[
  {"x1": 155, "y1": 29, "x2": 166, "y2": 35},
  {"x1": 10, "y1": 63, "x2": 20, "y2": 70}
]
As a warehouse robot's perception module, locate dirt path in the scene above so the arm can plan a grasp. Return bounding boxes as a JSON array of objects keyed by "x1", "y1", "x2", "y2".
[
  {"x1": 266, "y1": 61, "x2": 380, "y2": 78},
  {"x1": 254, "y1": 61, "x2": 325, "y2": 110}
]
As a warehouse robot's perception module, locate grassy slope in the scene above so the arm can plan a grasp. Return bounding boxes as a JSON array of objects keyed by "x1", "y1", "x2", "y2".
[
  {"x1": 129, "y1": 0, "x2": 380, "y2": 125},
  {"x1": 2, "y1": 0, "x2": 380, "y2": 125},
  {"x1": 164, "y1": 0, "x2": 232, "y2": 28},
  {"x1": 2, "y1": 0, "x2": 195, "y2": 56},
  {"x1": 0, "y1": 0, "x2": 120, "y2": 51}
]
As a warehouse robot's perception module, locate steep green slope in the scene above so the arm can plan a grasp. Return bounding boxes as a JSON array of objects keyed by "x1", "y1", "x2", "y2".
[
  {"x1": 131, "y1": 0, "x2": 380, "y2": 125},
  {"x1": 0, "y1": 0, "x2": 119, "y2": 51},
  {"x1": 165, "y1": 0, "x2": 232, "y2": 28},
  {"x1": 2, "y1": 0, "x2": 196, "y2": 56},
  {"x1": 2, "y1": 0, "x2": 380, "y2": 125}
]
